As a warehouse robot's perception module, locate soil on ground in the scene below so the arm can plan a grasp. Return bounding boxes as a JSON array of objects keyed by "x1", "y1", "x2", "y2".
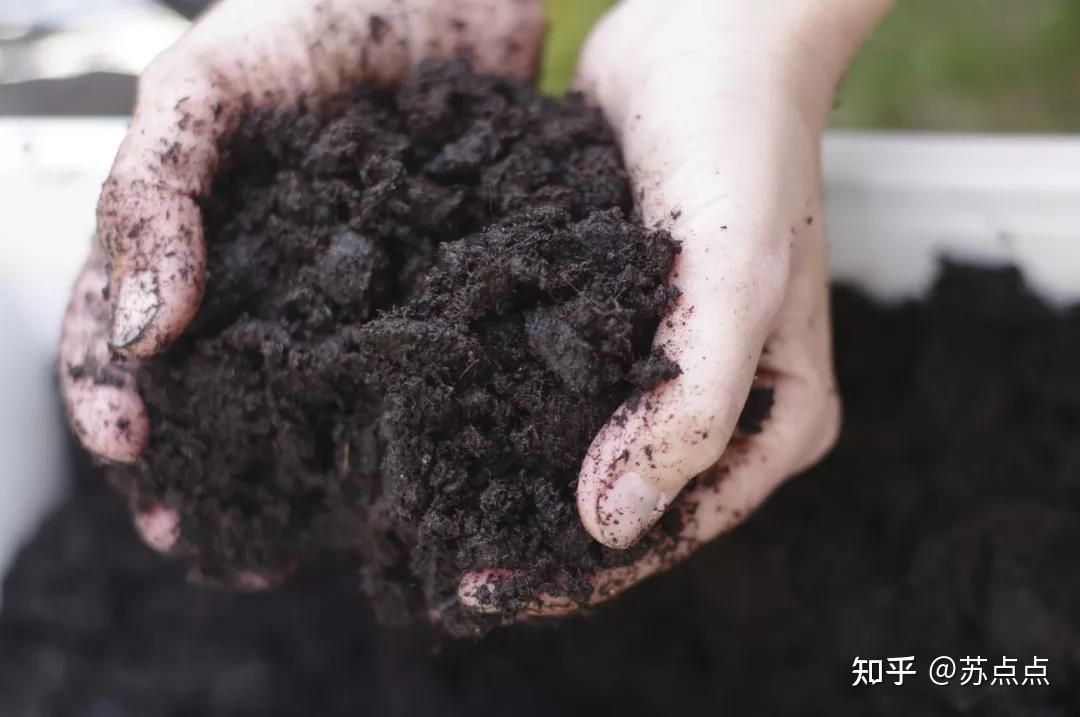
[
  {"x1": 121, "y1": 60, "x2": 683, "y2": 631},
  {"x1": 5, "y1": 264, "x2": 1079, "y2": 716}
]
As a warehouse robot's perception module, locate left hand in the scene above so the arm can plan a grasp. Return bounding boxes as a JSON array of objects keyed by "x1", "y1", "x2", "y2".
[{"x1": 58, "y1": 0, "x2": 545, "y2": 564}]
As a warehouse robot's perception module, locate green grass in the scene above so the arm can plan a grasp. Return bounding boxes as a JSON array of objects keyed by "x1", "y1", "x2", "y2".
[
  {"x1": 835, "y1": 0, "x2": 1080, "y2": 131},
  {"x1": 540, "y1": 0, "x2": 617, "y2": 96},
  {"x1": 542, "y1": 0, "x2": 1080, "y2": 132}
]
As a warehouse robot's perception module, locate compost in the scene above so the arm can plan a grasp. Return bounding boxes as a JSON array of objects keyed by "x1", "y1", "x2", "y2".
[{"x1": 115, "y1": 59, "x2": 685, "y2": 630}]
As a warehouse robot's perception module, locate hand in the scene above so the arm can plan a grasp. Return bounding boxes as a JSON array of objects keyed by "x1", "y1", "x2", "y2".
[
  {"x1": 460, "y1": 0, "x2": 894, "y2": 617},
  {"x1": 59, "y1": 0, "x2": 544, "y2": 556}
]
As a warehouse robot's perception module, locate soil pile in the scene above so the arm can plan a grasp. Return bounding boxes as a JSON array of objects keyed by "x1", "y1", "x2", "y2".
[{"x1": 122, "y1": 60, "x2": 680, "y2": 631}]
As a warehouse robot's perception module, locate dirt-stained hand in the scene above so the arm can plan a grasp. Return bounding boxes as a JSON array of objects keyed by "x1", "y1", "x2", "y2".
[
  {"x1": 460, "y1": 0, "x2": 895, "y2": 618},
  {"x1": 59, "y1": 0, "x2": 544, "y2": 554}
]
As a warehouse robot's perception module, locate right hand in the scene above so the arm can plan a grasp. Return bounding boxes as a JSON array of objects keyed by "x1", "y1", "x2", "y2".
[
  {"x1": 59, "y1": 0, "x2": 544, "y2": 554},
  {"x1": 459, "y1": 0, "x2": 894, "y2": 618}
]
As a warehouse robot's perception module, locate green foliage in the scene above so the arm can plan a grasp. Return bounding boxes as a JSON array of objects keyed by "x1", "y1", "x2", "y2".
[
  {"x1": 540, "y1": 0, "x2": 617, "y2": 96},
  {"x1": 835, "y1": 0, "x2": 1080, "y2": 131}
]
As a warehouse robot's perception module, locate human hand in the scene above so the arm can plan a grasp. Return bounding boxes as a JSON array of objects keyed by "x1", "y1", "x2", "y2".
[
  {"x1": 59, "y1": 0, "x2": 544, "y2": 554},
  {"x1": 460, "y1": 0, "x2": 894, "y2": 617}
]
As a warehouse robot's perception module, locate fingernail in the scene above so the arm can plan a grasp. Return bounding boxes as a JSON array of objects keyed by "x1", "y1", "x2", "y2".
[
  {"x1": 110, "y1": 269, "x2": 160, "y2": 348},
  {"x1": 595, "y1": 472, "x2": 669, "y2": 549},
  {"x1": 233, "y1": 572, "x2": 272, "y2": 591}
]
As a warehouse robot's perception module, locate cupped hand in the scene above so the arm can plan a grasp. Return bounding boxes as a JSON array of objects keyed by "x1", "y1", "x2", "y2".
[
  {"x1": 60, "y1": 0, "x2": 544, "y2": 554},
  {"x1": 460, "y1": 0, "x2": 895, "y2": 617}
]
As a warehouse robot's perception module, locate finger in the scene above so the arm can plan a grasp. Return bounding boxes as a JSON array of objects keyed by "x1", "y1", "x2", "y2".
[
  {"x1": 231, "y1": 571, "x2": 285, "y2": 592},
  {"x1": 457, "y1": 569, "x2": 586, "y2": 617},
  {"x1": 59, "y1": 241, "x2": 149, "y2": 464},
  {"x1": 134, "y1": 504, "x2": 182, "y2": 554},
  {"x1": 457, "y1": 550, "x2": 691, "y2": 619},
  {"x1": 187, "y1": 564, "x2": 297, "y2": 592}
]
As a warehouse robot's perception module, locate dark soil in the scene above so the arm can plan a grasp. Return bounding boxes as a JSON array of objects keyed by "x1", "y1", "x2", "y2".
[
  {"x1": 5, "y1": 264, "x2": 1080, "y2": 716},
  {"x1": 120, "y1": 60, "x2": 682, "y2": 631}
]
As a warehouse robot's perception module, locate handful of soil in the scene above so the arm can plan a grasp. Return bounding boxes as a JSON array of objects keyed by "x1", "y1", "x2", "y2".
[{"x1": 120, "y1": 60, "x2": 681, "y2": 632}]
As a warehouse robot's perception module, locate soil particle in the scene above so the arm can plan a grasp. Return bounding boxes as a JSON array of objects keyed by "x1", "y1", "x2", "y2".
[{"x1": 122, "y1": 60, "x2": 687, "y2": 632}]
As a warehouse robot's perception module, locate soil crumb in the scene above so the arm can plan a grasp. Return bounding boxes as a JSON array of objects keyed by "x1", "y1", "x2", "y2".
[
  {"x1": 6, "y1": 264, "x2": 1079, "y2": 715},
  {"x1": 120, "y1": 60, "x2": 682, "y2": 632}
]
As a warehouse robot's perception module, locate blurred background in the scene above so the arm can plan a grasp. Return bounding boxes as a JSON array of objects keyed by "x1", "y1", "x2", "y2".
[{"x1": 2, "y1": 0, "x2": 1080, "y2": 129}]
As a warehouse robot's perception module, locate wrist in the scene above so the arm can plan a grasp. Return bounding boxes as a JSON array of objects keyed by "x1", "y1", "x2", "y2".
[
  {"x1": 781, "y1": 0, "x2": 896, "y2": 80},
  {"x1": 580, "y1": 0, "x2": 896, "y2": 152},
  {"x1": 642, "y1": 0, "x2": 896, "y2": 126},
  {"x1": 726, "y1": 0, "x2": 895, "y2": 126}
]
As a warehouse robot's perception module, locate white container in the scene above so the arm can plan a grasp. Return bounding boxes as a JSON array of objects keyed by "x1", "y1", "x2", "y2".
[{"x1": 2, "y1": 119, "x2": 1079, "y2": 590}]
